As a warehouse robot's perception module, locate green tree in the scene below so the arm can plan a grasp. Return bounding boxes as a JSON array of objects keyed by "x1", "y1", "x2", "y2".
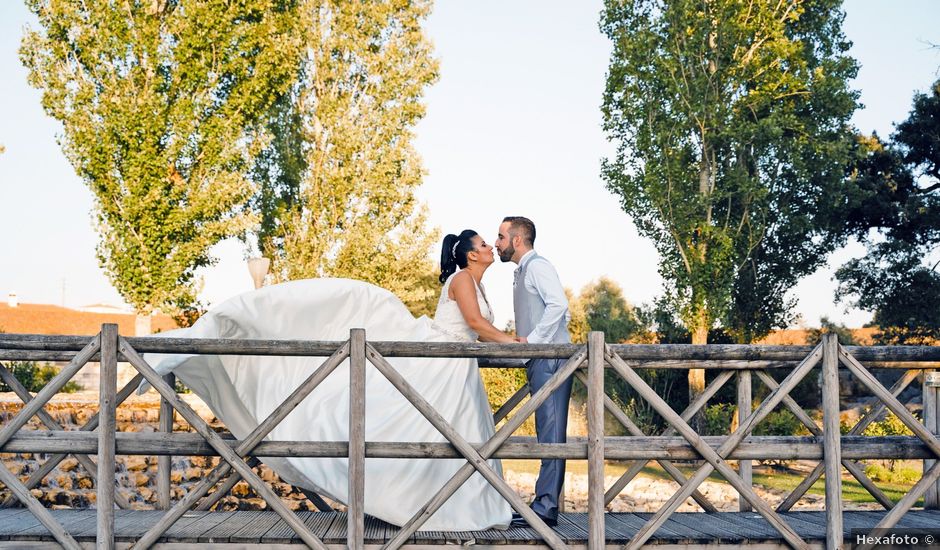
[
  {"x1": 21, "y1": 0, "x2": 302, "y2": 317},
  {"x1": 566, "y1": 288, "x2": 590, "y2": 344},
  {"x1": 252, "y1": 0, "x2": 440, "y2": 314},
  {"x1": 836, "y1": 81, "x2": 940, "y2": 344},
  {"x1": 579, "y1": 277, "x2": 642, "y2": 343},
  {"x1": 807, "y1": 316, "x2": 858, "y2": 346},
  {"x1": 600, "y1": 0, "x2": 858, "y2": 404}
]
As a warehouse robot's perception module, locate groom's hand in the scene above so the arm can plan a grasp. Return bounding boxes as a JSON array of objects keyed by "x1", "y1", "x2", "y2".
[{"x1": 514, "y1": 336, "x2": 528, "y2": 343}]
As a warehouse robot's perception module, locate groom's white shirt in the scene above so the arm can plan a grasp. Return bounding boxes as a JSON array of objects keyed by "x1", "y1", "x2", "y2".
[{"x1": 515, "y1": 249, "x2": 571, "y2": 344}]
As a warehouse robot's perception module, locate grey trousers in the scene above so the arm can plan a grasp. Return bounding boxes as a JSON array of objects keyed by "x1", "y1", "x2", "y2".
[{"x1": 526, "y1": 357, "x2": 574, "y2": 520}]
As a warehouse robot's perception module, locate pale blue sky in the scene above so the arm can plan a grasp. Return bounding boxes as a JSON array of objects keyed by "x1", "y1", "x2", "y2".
[{"x1": 1, "y1": 1, "x2": 939, "y2": 331}]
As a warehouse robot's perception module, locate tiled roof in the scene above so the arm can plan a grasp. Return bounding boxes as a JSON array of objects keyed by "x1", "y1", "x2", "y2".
[{"x1": 0, "y1": 303, "x2": 180, "y2": 336}]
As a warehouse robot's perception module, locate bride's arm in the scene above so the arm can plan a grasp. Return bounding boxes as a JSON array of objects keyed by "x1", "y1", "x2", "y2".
[{"x1": 450, "y1": 272, "x2": 516, "y2": 343}]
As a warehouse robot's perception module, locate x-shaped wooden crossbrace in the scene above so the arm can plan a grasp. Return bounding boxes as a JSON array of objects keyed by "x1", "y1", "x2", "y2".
[
  {"x1": 591, "y1": 369, "x2": 736, "y2": 511},
  {"x1": 759, "y1": 368, "x2": 919, "y2": 512},
  {"x1": 0, "y1": 363, "x2": 144, "y2": 510},
  {"x1": 605, "y1": 343, "x2": 824, "y2": 550},
  {"x1": 370, "y1": 345, "x2": 588, "y2": 550},
  {"x1": 838, "y1": 349, "x2": 940, "y2": 550},
  {"x1": 0, "y1": 336, "x2": 100, "y2": 550},
  {"x1": 120, "y1": 337, "x2": 351, "y2": 550}
]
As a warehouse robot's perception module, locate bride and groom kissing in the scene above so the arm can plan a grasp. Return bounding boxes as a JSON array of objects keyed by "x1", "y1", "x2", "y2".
[
  {"x1": 439, "y1": 216, "x2": 572, "y2": 528},
  {"x1": 148, "y1": 216, "x2": 573, "y2": 531}
]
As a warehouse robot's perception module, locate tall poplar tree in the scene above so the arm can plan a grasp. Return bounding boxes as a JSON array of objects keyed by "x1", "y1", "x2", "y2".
[
  {"x1": 252, "y1": 0, "x2": 440, "y2": 313},
  {"x1": 600, "y1": 0, "x2": 858, "y2": 401},
  {"x1": 21, "y1": 0, "x2": 302, "y2": 320}
]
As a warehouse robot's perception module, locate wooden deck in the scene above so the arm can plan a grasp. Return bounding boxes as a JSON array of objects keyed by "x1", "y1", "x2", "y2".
[{"x1": 0, "y1": 509, "x2": 938, "y2": 548}]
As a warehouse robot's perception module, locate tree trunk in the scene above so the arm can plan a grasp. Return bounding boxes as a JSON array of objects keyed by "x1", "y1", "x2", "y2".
[
  {"x1": 689, "y1": 318, "x2": 709, "y2": 432},
  {"x1": 134, "y1": 313, "x2": 152, "y2": 337}
]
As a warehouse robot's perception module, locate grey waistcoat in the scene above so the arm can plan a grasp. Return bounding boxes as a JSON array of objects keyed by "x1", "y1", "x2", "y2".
[{"x1": 513, "y1": 253, "x2": 570, "y2": 344}]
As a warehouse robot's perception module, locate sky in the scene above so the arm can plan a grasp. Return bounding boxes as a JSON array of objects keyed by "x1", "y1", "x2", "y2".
[{"x1": 1, "y1": 0, "x2": 939, "y2": 332}]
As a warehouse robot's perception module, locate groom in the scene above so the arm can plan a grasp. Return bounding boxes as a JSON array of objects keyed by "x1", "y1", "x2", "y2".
[{"x1": 496, "y1": 216, "x2": 572, "y2": 528}]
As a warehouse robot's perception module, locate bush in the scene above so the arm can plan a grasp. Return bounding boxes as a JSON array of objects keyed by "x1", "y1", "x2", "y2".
[
  {"x1": 860, "y1": 412, "x2": 917, "y2": 472},
  {"x1": 702, "y1": 403, "x2": 736, "y2": 435},
  {"x1": 861, "y1": 412, "x2": 915, "y2": 437},
  {"x1": 865, "y1": 462, "x2": 920, "y2": 484},
  {"x1": 480, "y1": 367, "x2": 534, "y2": 435},
  {"x1": 0, "y1": 361, "x2": 82, "y2": 393},
  {"x1": 754, "y1": 409, "x2": 809, "y2": 436}
]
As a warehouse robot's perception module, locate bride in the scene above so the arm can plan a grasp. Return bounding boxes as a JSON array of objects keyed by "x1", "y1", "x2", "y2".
[{"x1": 145, "y1": 230, "x2": 514, "y2": 530}]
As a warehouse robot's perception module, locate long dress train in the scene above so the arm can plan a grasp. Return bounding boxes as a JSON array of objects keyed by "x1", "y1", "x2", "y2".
[{"x1": 143, "y1": 276, "x2": 512, "y2": 531}]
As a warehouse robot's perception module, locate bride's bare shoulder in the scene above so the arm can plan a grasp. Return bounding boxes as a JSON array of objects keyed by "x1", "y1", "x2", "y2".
[{"x1": 448, "y1": 271, "x2": 476, "y2": 300}]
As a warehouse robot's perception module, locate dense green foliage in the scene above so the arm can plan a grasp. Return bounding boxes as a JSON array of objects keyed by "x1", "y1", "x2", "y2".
[
  {"x1": 21, "y1": 0, "x2": 304, "y2": 316},
  {"x1": 600, "y1": 0, "x2": 859, "y2": 345},
  {"x1": 836, "y1": 81, "x2": 940, "y2": 344},
  {"x1": 0, "y1": 362, "x2": 81, "y2": 393},
  {"x1": 251, "y1": 0, "x2": 440, "y2": 314}
]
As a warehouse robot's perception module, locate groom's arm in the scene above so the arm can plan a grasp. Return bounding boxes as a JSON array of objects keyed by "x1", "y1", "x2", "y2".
[{"x1": 524, "y1": 260, "x2": 570, "y2": 344}]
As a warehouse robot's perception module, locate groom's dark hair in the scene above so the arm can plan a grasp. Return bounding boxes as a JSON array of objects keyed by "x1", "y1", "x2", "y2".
[{"x1": 502, "y1": 216, "x2": 535, "y2": 247}]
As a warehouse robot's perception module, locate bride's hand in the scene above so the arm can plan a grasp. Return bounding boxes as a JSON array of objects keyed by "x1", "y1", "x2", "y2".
[{"x1": 514, "y1": 336, "x2": 527, "y2": 343}]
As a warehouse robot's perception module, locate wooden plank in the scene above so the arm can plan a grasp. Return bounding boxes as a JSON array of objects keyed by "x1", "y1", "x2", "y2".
[
  {"x1": 73, "y1": 510, "x2": 135, "y2": 538},
  {"x1": 165, "y1": 511, "x2": 234, "y2": 542},
  {"x1": 98, "y1": 323, "x2": 119, "y2": 549},
  {"x1": 113, "y1": 510, "x2": 163, "y2": 541},
  {"x1": 13, "y1": 509, "x2": 940, "y2": 546},
  {"x1": 737, "y1": 370, "x2": 753, "y2": 512},
  {"x1": 6, "y1": 430, "x2": 939, "y2": 461},
  {"x1": 606, "y1": 512, "x2": 684, "y2": 540},
  {"x1": 657, "y1": 515, "x2": 717, "y2": 543},
  {"x1": 349, "y1": 329, "x2": 366, "y2": 550},
  {"x1": 0, "y1": 508, "x2": 36, "y2": 536},
  {"x1": 260, "y1": 511, "x2": 330, "y2": 544},
  {"x1": 323, "y1": 511, "x2": 348, "y2": 544},
  {"x1": 158, "y1": 372, "x2": 175, "y2": 510},
  {"x1": 777, "y1": 512, "x2": 827, "y2": 539},
  {"x1": 14, "y1": 509, "x2": 90, "y2": 539},
  {"x1": 925, "y1": 371, "x2": 939, "y2": 509},
  {"x1": 667, "y1": 512, "x2": 746, "y2": 541},
  {"x1": 822, "y1": 334, "x2": 844, "y2": 550},
  {"x1": 160, "y1": 510, "x2": 209, "y2": 539},
  {"x1": 554, "y1": 512, "x2": 590, "y2": 543},
  {"x1": 587, "y1": 332, "x2": 605, "y2": 549},
  {"x1": 363, "y1": 515, "x2": 390, "y2": 543},
  {"x1": 9, "y1": 331, "x2": 940, "y2": 362},
  {"x1": 715, "y1": 512, "x2": 781, "y2": 540},
  {"x1": 228, "y1": 510, "x2": 283, "y2": 543},
  {"x1": 594, "y1": 513, "x2": 634, "y2": 542},
  {"x1": 199, "y1": 510, "x2": 261, "y2": 542}
]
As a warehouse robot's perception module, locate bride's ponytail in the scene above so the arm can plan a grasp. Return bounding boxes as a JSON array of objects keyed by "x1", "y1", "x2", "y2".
[{"x1": 439, "y1": 230, "x2": 479, "y2": 284}]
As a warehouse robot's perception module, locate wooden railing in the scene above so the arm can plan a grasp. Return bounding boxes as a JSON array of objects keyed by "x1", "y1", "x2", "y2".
[{"x1": 1, "y1": 326, "x2": 939, "y2": 550}]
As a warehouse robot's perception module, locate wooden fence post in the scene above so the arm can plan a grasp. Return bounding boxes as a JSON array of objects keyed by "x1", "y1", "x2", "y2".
[
  {"x1": 737, "y1": 370, "x2": 752, "y2": 512},
  {"x1": 97, "y1": 324, "x2": 118, "y2": 550},
  {"x1": 587, "y1": 332, "x2": 605, "y2": 549},
  {"x1": 349, "y1": 329, "x2": 366, "y2": 550},
  {"x1": 924, "y1": 369, "x2": 939, "y2": 510},
  {"x1": 158, "y1": 373, "x2": 175, "y2": 510},
  {"x1": 822, "y1": 333, "x2": 843, "y2": 550}
]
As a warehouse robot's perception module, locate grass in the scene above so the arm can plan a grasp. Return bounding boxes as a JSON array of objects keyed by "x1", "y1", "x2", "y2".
[{"x1": 502, "y1": 459, "x2": 922, "y2": 506}]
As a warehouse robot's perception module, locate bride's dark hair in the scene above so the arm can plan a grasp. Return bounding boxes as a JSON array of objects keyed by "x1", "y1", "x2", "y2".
[{"x1": 440, "y1": 230, "x2": 478, "y2": 284}]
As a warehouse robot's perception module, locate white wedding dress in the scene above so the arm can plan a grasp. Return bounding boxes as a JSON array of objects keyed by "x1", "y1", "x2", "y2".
[{"x1": 144, "y1": 275, "x2": 512, "y2": 530}]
